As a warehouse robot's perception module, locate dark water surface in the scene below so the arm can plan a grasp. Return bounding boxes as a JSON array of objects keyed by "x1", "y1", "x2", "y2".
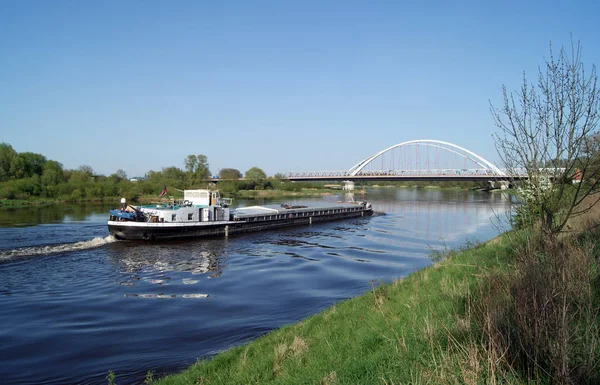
[{"x1": 0, "y1": 189, "x2": 510, "y2": 384}]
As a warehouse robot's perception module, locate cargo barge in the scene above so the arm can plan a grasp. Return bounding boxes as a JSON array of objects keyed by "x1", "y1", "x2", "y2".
[{"x1": 108, "y1": 189, "x2": 373, "y2": 241}]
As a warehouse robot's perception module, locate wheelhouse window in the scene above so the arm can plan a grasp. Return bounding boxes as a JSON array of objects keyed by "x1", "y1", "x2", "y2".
[
  {"x1": 188, "y1": 213, "x2": 193, "y2": 220},
  {"x1": 172, "y1": 214, "x2": 177, "y2": 221}
]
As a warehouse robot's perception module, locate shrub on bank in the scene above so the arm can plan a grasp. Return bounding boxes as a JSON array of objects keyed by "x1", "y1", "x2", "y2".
[{"x1": 471, "y1": 231, "x2": 600, "y2": 384}]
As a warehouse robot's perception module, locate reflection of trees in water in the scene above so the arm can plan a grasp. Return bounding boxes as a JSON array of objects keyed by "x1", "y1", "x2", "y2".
[
  {"x1": 0, "y1": 204, "x2": 112, "y2": 227},
  {"x1": 107, "y1": 241, "x2": 226, "y2": 279}
]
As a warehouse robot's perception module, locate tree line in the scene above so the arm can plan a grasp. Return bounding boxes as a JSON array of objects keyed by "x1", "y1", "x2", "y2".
[{"x1": 0, "y1": 144, "x2": 325, "y2": 202}]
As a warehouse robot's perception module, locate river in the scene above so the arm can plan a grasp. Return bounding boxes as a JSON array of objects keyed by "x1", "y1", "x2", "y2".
[{"x1": 0, "y1": 188, "x2": 510, "y2": 384}]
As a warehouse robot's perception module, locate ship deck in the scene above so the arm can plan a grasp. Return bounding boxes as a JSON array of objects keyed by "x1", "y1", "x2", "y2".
[{"x1": 231, "y1": 202, "x2": 366, "y2": 220}]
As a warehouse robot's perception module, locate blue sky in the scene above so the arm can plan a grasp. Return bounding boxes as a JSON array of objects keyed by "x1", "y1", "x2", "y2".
[{"x1": 1, "y1": 1, "x2": 599, "y2": 177}]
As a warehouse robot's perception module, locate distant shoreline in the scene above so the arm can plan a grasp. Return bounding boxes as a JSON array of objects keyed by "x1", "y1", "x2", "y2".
[
  {"x1": 0, "y1": 185, "x2": 492, "y2": 209},
  {"x1": 0, "y1": 189, "x2": 335, "y2": 208}
]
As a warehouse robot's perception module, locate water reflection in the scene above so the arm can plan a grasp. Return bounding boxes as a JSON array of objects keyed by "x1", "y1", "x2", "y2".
[
  {"x1": 106, "y1": 240, "x2": 226, "y2": 280},
  {"x1": 0, "y1": 204, "x2": 111, "y2": 227},
  {"x1": 368, "y1": 189, "x2": 511, "y2": 243}
]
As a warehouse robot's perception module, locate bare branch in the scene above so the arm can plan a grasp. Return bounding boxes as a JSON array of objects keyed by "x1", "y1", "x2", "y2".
[{"x1": 492, "y1": 39, "x2": 600, "y2": 235}]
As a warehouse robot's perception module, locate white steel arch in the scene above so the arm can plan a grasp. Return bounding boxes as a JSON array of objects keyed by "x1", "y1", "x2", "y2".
[{"x1": 348, "y1": 139, "x2": 505, "y2": 176}]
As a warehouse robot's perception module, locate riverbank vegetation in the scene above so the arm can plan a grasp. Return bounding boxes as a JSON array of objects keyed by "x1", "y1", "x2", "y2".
[{"x1": 0, "y1": 144, "x2": 333, "y2": 204}]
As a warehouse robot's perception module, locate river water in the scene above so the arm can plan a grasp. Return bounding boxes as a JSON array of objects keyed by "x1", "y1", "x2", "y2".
[{"x1": 0, "y1": 188, "x2": 510, "y2": 384}]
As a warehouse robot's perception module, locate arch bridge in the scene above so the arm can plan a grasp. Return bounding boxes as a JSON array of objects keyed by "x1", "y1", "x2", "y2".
[{"x1": 284, "y1": 139, "x2": 516, "y2": 182}]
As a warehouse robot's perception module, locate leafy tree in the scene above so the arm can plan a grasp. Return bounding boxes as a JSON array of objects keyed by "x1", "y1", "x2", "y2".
[
  {"x1": 196, "y1": 155, "x2": 210, "y2": 180},
  {"x1": 41, "y1": 160, "x2": 64, "y2": 189},
  {"x1": 115, "y1": 169, "x2": 127, "y2": 181},
  {"x1": 162, "y1": 166, "x2": 186, "y2": 181},
  {"x1": 79, "y1": 165, "x2": 94, "y2": 175},
  {"x1": 491, "y1": 40, "x2": 600, "y2": 235},
  {"x1": 10, "y1": 152, "x2": 46, "y2": 179},
  {"x1": 102, "y1": 181, "x2": 119, "y2": 198},
  {"x1": 57, "y1": 182, "x2": 74, "y2": 199},
  {"x1": 0, "y1": 143, "x2": 17, "y2": 181},
  {"x1": 9, "y1": 155, "x2": 28, "y2": 179},
  {"x1": 243, "y1": 167, "x2": 267, "y2": 190},
  {"x1": 69, "y1": 168, "x2": 93, "y2": 183},
  {"x1": 184, "y1": 155, "x2": 198, "y2": 175},
  {"x1": 15, "y1": 175, "x2": 41, "y2": 198},
  {"x1": 244, "y1": 167, "x2": 266, "y2": 181},
  {"x1": 145, "y1": 170, "x2": 160, "y2": 181},
  {"x1": 219, "y1": 168, "x2": 242, "y2": 180},
  {"x1": 137, "y1": 180, "x2": 157, "y2": 195},
  {"x1": 0, "y1": 181, "x2": 17, "y2": 199},
  {"x1": 184, "y1": 154, "x2": 210, "y2": 186}
]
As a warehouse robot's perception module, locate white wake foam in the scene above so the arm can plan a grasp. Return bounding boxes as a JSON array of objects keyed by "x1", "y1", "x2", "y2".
[{"x1": 0, "y1": 235, "x2": 117, "y2": 260}]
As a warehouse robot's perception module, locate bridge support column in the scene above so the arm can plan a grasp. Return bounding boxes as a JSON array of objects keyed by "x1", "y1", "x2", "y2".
[
  {"x1": 488, "y1": 180, "x2": 511, "y2": 190},
  {"x1": 343, "y1": 180, "x2": 355, "y2": 191}
]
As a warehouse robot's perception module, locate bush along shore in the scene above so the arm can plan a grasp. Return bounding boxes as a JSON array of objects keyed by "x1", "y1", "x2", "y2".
[{"x1": 134, "y1": 222, "x2": 598, "y2": 385}]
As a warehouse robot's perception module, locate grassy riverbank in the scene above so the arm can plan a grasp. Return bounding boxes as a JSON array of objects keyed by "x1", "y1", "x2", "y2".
[
  {"x1": 151, "y1": 221, "x2": 598, "y2": 384},
  {"x1": 150, "y1": 217, "x2": 599, "y2": 384},
  {"x1": 153, "y1": 237, "x2": 508, "y2": 385},
  {"x1": 0, "y1": 197, "x2": 114, "y2": 208}
]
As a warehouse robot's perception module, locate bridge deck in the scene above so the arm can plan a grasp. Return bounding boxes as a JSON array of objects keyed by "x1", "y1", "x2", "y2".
[{"x1": 285, "y1": 174, "x2": 522, "y2": 182}]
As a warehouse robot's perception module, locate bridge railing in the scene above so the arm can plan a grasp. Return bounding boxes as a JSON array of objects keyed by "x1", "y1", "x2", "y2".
[
  {"x1": 285, "y1": 169, "x2": 510, "y2": 178},
  {"x1": 284, "y1": 168, "x2": 565, "y2": 179},
  {"x1": 353, "y1": 168, "x2": 501, "y2": 176},
  {"x1": 284, "y1": 171, "x2": 351, "y2": 178}
]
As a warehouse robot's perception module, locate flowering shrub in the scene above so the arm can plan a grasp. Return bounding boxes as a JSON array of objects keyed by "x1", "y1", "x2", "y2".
[{"x1": 512, "y1": 175, "x2": 553, "y2": 229}]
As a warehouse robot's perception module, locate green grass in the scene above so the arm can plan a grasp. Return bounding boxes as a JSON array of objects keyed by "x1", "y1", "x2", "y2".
[
  {"x1": 154, "y1": 237, "x2": 514, "y2": 385},
  {"x1": 0, "y1": 196, "x2": 126, "y2": 208},
  {"x1": 0, "y1": 198, "x2": 63, "y2": 207}
]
